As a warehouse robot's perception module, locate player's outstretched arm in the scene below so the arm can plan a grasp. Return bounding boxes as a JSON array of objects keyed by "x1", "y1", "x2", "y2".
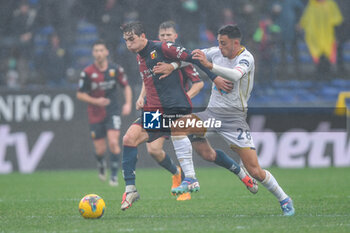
[
  {"x1": 187, "y1": 81, "x2": 204, "y2": 99},
  {"x1": 192, "y1": 49, "x2": 243, "y2": 82},
  {"x1": 161, "y1": 42, "x2": 218, "y2": 81}
]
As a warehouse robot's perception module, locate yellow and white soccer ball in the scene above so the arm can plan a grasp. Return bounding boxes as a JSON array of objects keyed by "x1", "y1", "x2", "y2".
[{"x1": 79, "y1": 194, "x2": 105, "y2": 219}]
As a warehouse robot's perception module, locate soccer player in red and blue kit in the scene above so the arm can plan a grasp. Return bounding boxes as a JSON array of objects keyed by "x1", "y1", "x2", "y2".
[
  {"x1": 119, "y1": 21, "x2": 241, "y2": 210},
  {"x1": 135, "y1": 21, "x2": 204, "y2": 202},
  {"x1": 77, "y1": 40, "x2": 132, "y2": 187}
]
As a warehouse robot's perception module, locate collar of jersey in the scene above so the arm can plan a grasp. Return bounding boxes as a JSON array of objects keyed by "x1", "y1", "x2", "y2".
[
  {"x1": 235, "y1": 46, "x2": 245, "y2": 57},
  {"x1": 138, "y1": 40, "x2": 151, "y2": 58}
]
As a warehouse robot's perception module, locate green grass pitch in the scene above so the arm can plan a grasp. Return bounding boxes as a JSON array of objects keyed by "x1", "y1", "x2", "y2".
[{"x1": 0, "y1": 167, "x2": 349, "y2": 233}]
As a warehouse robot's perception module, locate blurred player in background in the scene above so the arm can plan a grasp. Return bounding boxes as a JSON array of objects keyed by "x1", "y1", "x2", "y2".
[
  {"x1": 163, "y1": 24, "x2": 294, "y2": 216},
  {"x1": 77, "y1": 40, "x2": 132, "y2": 187},
  {"x1": 136, "y1": 21, "x2": 204, "y2": 201}
]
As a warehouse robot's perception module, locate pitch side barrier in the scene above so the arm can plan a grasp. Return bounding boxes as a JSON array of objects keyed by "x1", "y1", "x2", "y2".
[{"x1": 0, "y1": 89, "x2": 349, "y2": 173}]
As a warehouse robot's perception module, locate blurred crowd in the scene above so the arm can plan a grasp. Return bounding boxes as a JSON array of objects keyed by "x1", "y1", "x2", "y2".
[{"x1": 0, "y1": 0, "x2": 349, "y2": 89}]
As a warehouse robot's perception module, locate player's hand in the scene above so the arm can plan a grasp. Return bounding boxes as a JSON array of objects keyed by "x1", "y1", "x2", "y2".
[
  {"x1": 94, "y1": 97, "x2": 110, "y2": 107},
  {"x1": 153, "y1": 62, "x2": 175, "y2": 79},
  {"x1": 122, "y1": 103, "x2": 132, "y2": 116},
  {"x1": 192, "y1": 49, "x2": 212, "y2": 69},
  {"x1": 135, "y1": 97, "x2": 144, "y2": 110},
  {"x1": 213, "y1": 76, "x2": 234, "y2": 95}
]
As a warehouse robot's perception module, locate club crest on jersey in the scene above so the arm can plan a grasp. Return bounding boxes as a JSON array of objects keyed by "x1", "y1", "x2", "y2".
[
  {"x1": 109, "y1": 69, "x2": 115, "y2": 77},
  {"x1": 150, "y1": 50, "x2": 157, "y2": 59},
  {"x1": 91, "y1": 73, "x2": 98, "y2": 79}
]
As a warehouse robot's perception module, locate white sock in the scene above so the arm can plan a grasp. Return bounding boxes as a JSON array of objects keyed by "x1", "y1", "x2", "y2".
[
  {"x1": 237, "y1": 168, "x2": 246, "y2": 180},
  {"x1": 171, "y1": 136, "x2": 196, "y2": 179},
  {"x1": 261, "y1": 170, "x2": 288, "y2": 202},
  {"x1": 125, "y1": 185, "x2": 136, "y2": 193}
]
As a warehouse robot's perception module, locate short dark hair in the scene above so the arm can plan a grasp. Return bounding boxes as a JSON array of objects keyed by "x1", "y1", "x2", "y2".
[
  {"x1": 92, "y1": 39, "x2": 108, "y2": 49},
  {"x1": 159, "y1": 21, "x2": 177, "y2": 32},
  {"x1": 217, "y1": 24, "x2": 242, "y2": 40},
  {"x1": 120, "y1": 21, "x2": 145, "y2": 36}
]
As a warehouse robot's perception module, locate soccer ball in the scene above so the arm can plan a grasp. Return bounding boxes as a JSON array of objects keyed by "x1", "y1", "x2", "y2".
[{"x1": 78, "y1": 194, "x2": 105, "y2": 219}]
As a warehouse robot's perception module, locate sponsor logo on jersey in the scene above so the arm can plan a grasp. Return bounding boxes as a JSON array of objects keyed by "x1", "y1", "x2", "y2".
[
  {"x1": 214, "y1": 85, "x2": 228, "y2": 94},
  {"x1": 91, "y1": 73, "x2": 98, "y2": 79},
  {"x1": 140, "y1": 68, "x2": 154, "y2": 79},
  {"x1": 109, "y1": 69, "x2": 115, "y2": 77},
  {"x1": 150, "y1": 50, "x2": 157, "y2": 59},
  {"x1": 91, "y1": 80, "x2": 116, "y2": 90}
]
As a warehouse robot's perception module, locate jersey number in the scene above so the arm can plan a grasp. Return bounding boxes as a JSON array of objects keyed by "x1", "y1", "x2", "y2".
[
  {"x1": 237, "y1": 128, "x2": 251, "y2": 140},
  {"x1": 113, "y1": 116, "x2": 121, "y2": 129}
]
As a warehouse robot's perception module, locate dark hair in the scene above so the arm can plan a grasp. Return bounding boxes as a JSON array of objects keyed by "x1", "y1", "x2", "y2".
[
  {"x1": 92, "y1": 39, "x2": 108, "y2": 49},
  {"x1": 120, "y1": 21, "x2": 145, "y2": 36},
  {"x1": 217, "y1": 24, "x2": 242, "y2": 40},
  {"x1": 159, "y1": 21, "x2": 177, "y2": 32}
]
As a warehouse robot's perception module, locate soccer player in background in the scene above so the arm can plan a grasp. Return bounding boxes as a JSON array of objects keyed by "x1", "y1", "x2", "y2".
[
  {"x1": 159, "y1": 24, "x2": 295, "y2": 216},
  {"x1": 77, "y1": 40, "x2": 132, "y2": 187},
  {"x1": 136, "y1": 21, "x2": 204, "y2": 201}
]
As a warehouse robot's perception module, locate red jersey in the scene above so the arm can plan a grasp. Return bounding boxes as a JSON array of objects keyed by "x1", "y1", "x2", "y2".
[
  {"x1": 180, "y1": 64, "x2": 201, "y2": 91},
  {"x1": 78, "y1": 63, "x2": 129, "y2": 124}
]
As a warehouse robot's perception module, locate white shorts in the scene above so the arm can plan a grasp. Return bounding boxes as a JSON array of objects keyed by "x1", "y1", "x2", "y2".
[{"x1": 193, "y1": 108, "x2": 255, "y2": 149}]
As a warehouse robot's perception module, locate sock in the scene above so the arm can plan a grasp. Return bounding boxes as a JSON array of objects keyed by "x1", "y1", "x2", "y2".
[
  {"x1": 95, "y1": 154, "x2": 106, "y2": 171},
  {"x1": 171, "y1": 136, "x2": 196, "y2": 179},
  {"x1": 95, "y1": 154, "x2": 105, "y2": 164},
  {"x1": 214, "y1": 149, "x2": 241, "y2": 175},
  {"x1": 125, "y1": 185, "x2": 137, "y2": 193},
  {"x1": 236, "y1": 169, "x2": 247, "y2": 180},
  {"x1": 158, "y1": 153, "x2": 178, "y2": 175},
  {"x1": 110, "y1": 152, "x2": 120, "y2": 178},
  {"x1": 261, "y1": 170, "x2": 288, "y2": 202},
  {"x1": 122, "y1": 146, "x2": 138, "y2": 186}
]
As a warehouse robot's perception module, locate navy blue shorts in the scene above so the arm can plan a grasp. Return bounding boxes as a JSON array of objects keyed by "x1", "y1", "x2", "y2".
[
  {"x1": 90, "y1": 115, "x2": 121, "y2": 140},
  {"x1": 132, "y1": 117, "x2": 169, "y2": 143}
]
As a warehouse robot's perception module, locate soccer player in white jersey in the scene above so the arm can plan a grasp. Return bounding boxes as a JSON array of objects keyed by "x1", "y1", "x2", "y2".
[{"x1": 157, "y1": 24, "x2": 295, "y2": 216}]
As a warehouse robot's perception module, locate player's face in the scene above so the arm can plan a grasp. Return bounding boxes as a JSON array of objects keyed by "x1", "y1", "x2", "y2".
[
  {"x1": 92, "y1": 44, "x2": 109, "y2": 63},
  {"x1": 217, "y1": 35, "x2": 239, "y2": 59},
  {"x1": 123, "y1": 32, "x2": 146, "y2": 53},
  {"x1": 158, "y1": 28, "x2": 178, "y2": 43}
]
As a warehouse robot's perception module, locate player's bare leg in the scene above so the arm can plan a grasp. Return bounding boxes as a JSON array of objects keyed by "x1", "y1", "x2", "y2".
[
  {"x1": 235, "y1": 147, "x2": 295, "y2": 216},
  {"x1": 93, "y1": 138, "x2": 107, "y2": 181},
  {"x1": 107, "y1": 130, "x2": 121, "y2": 186},
  {"x1": 121, "y1": 124, "x2": 149, "y2": 210},
  {"x1": 192, "y1": 138, "x2": 258, "y2": 194},
  {"x1": 147, "y1": 138, "x2": 190, "y2": 200}
]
